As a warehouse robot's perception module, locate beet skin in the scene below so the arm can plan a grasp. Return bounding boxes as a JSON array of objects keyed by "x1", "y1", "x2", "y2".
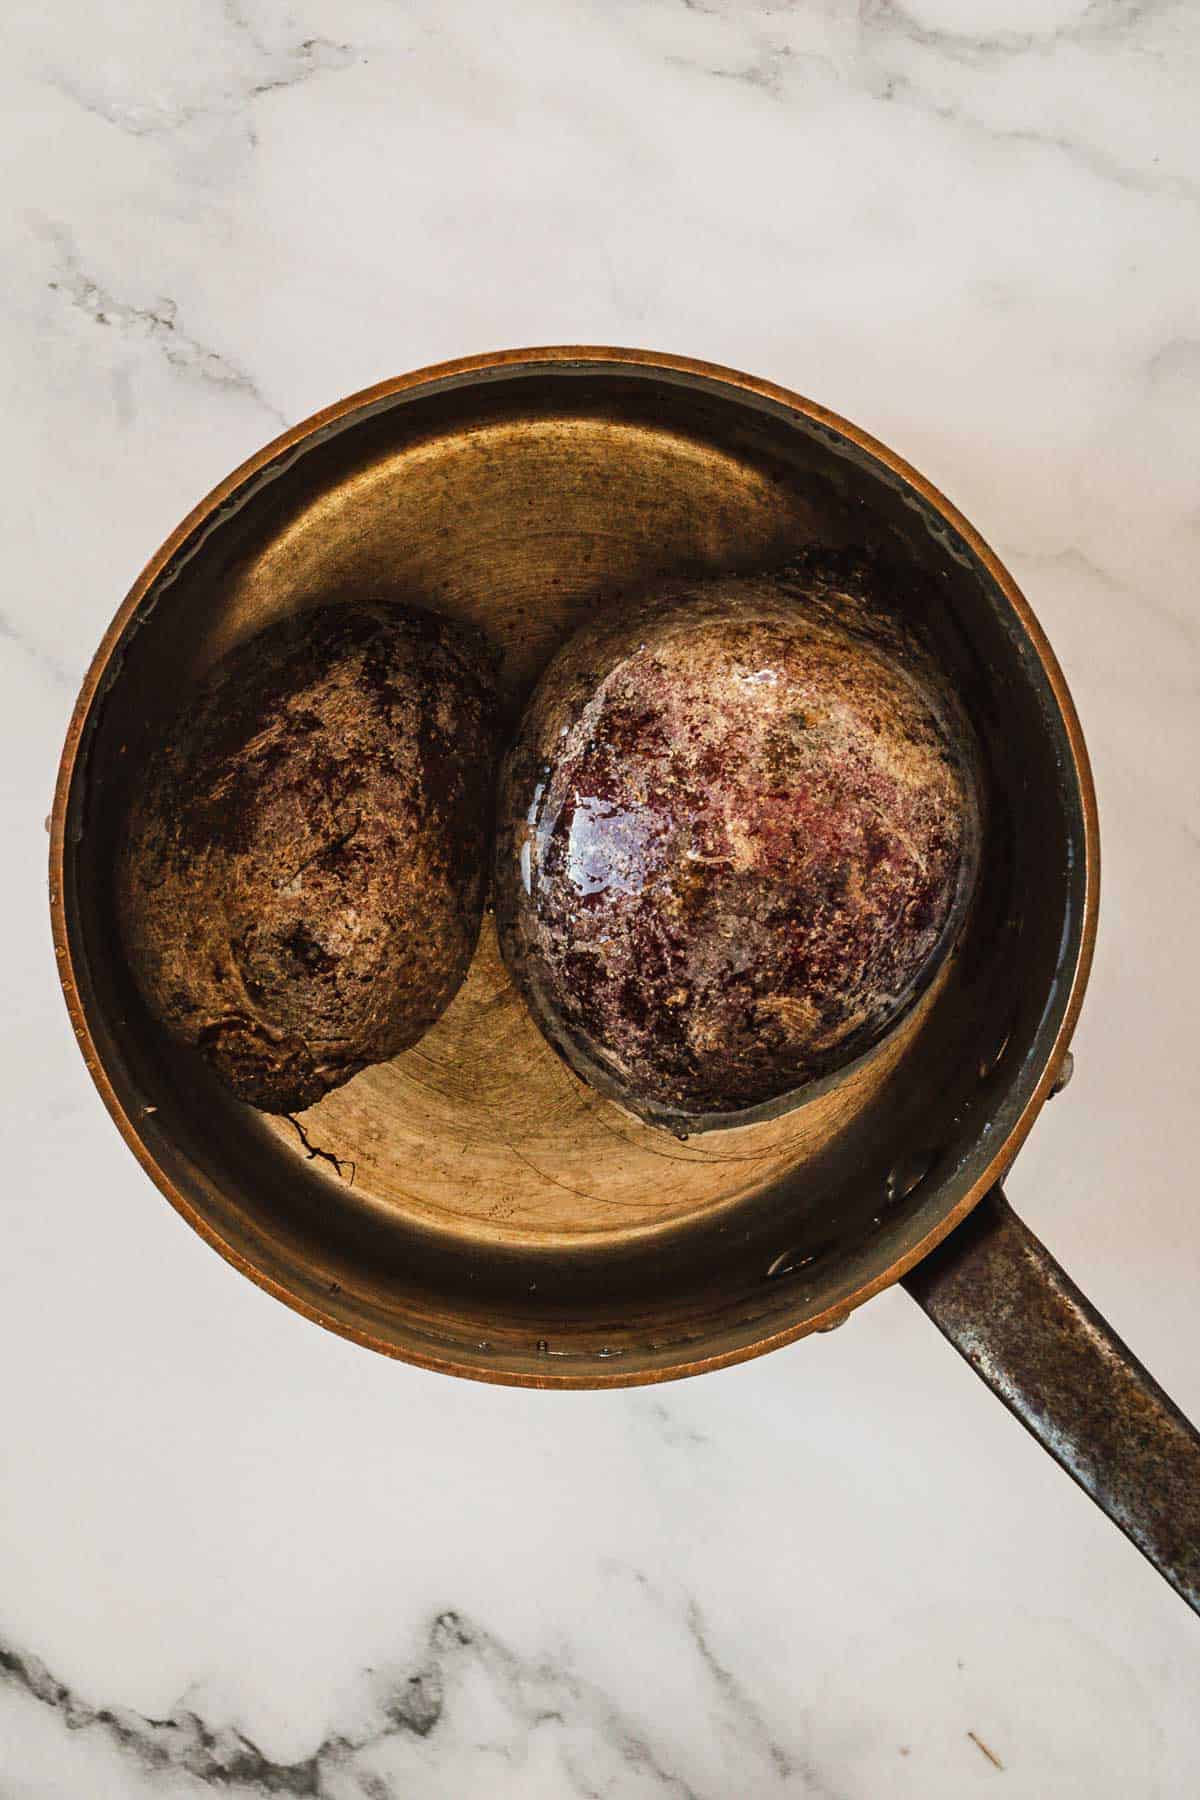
[
  {"x1": 496, "y1": 554, "x2": 981, "y2": 1130},
  {"x1": 118, "y1": 601, "x2": 498, "y2": 1113}
]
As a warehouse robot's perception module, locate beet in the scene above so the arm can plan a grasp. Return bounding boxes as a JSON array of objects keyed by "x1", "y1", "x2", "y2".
[
  {"x1": 496, "y1": 554, "x2": 981, "y2": 1130},
  {"x1": 117, "y1": 601, "x2": 498, "y2": 1113}
]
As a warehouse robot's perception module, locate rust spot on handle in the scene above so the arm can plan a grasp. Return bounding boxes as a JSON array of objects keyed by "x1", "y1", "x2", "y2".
[{"x1": 904, "y1": 1187, "x2": 1200, "y2": 1617}]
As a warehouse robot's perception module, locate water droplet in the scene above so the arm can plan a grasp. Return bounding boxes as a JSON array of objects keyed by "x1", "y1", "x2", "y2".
[
  {"x1": 977, "y1": 1028, "x2": 1011, "y2": 1083},
  {"x1": 887, "y1": 1150, "x2": 935, "y2": 1205},
  {"x1": 766, "y1": 1247, "x2": 815, "y2": 1280},
  {"x1": 525, "y1": 779, "x2": 547, "y2": 827}
]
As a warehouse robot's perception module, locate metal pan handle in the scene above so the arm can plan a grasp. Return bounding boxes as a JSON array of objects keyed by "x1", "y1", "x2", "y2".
[{"x1": 902, "y1": 1187, "x2": 1200, "y2": 1616}]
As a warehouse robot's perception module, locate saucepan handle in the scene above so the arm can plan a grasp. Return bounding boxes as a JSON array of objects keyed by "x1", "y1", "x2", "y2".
[{"x1": 902, "y1": 1186, "x2": 1200, "y2": 1616}]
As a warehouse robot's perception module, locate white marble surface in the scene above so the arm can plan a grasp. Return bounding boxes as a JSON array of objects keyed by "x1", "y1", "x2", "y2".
[{"x1": 3, "y1": 1, "x2": 1200, "y2": 1793}]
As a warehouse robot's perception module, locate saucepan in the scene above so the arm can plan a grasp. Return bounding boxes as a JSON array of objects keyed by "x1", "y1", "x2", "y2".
[{"x1": 50, "y1": 349, "x2": 1200, "y2": 1614}]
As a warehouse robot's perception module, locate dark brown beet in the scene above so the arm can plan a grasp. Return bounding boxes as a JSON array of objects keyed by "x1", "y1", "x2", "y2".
[
  {"x1": 495, "y1": 555, "x2": 982, "y2": 1130},
  {"x1": 117, "y1": 601, "x2": 499, "y2": 1113}
]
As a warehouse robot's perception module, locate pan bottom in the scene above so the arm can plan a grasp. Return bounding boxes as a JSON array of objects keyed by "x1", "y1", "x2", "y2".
[{"x1": 258, "y1": 920, "x2": 947, "y2": 1253}]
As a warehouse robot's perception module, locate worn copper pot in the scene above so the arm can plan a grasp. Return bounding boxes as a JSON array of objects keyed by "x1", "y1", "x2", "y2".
[{"x1": 50, "y1": 349, "x2": 1200, "y2": 1614}]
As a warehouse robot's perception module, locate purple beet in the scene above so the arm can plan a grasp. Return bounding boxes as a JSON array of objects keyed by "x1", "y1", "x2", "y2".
[{"x1": 496, "y1": 553, "x2": 982, "y2": 1132}]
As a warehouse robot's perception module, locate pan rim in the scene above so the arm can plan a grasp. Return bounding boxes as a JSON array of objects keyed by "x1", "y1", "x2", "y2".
[{"x1": 48, "y1": 345, "x2": 1100, "y2": 1388}]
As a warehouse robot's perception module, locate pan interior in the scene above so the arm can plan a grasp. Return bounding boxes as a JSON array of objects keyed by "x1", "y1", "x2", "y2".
[{"x1": 63, "y1": 361, "x2": 1088, "y2": 1382}]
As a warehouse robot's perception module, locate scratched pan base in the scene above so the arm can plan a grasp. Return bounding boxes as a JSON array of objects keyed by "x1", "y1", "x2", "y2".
[
  {"x1": 56, "y1": 353, "x2": 1087, "y2": 1382},
  {"x1": 265, "y1": 922, "x2": 949, "y2": 1250}
]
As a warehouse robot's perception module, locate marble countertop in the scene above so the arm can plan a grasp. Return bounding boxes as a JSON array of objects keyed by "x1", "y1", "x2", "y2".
[{"x1": 4, "y1": 2, "x2": 1199, "y2": 1794}]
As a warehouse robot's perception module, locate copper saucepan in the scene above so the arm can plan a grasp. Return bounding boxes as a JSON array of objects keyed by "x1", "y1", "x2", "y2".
[{"x1": 50, "y1": 349, "x2": 1200, "y2": 1614}]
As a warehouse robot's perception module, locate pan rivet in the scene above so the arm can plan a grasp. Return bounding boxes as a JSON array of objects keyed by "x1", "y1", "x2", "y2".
[
  {"x1": 1050, "y1": 1050, "x2": 1075, "y2": 1097},
  {"x1": 536, "y1": 1338, "x2": 549, "y2": 1354}
]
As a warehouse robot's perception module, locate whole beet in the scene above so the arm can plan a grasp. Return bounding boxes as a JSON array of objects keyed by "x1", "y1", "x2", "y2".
[
  {"x1": 118, "y1": 600, "x2": 498, "y2": 1113},
  {"x1": 496, "y1": 554, "x2": 981, "y2": 1130}
]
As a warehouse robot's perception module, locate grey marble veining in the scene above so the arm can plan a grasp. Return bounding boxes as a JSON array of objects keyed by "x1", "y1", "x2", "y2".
[
  {"x1": 1, "y1": 1595, "x2": 827, "y2": 1797},
  {"x1": 37, "y1": 216, "x2": 285, "y2": 423}
]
